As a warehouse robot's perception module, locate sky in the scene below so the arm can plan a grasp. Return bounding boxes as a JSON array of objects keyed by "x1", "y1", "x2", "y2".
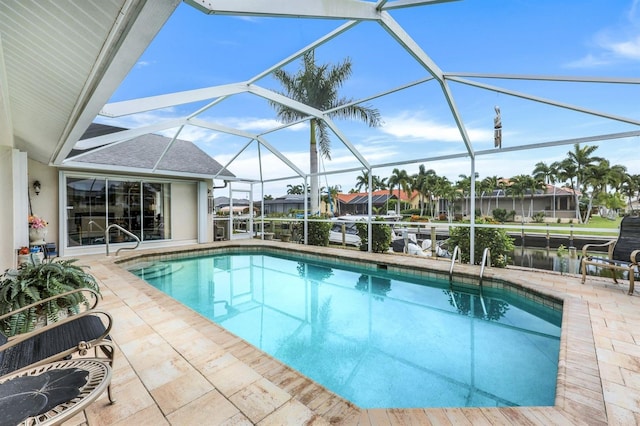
[{"x1": 97, "y1": 0, "x2": 640, "y2": 198}]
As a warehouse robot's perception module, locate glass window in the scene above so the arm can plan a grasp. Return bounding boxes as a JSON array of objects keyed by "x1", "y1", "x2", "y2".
[
  {"x1": 143, "y1": 182, "x2": 171, "y2": 240},
  {"x1": 65, "y1": 175, "x2": 172, "y2": 247},
  {"x1": 66, "y1": 177, "x2": 106, "y2": 246},
  {"x1": 108, "y1": 179, "x2": 141, "y2": 242}
]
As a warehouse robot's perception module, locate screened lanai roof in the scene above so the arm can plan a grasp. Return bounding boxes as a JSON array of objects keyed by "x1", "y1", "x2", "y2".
[{"x1": 2, "y1": 1, "x2": 638, "y2": 189}]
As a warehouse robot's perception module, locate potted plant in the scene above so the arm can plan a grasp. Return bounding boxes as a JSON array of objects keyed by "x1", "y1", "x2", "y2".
[
  {"x1": 0, "y1": 259, "x2": 100, "y2": 336},
  {"x1": 28, "y1": 214, "x2": 48, "y2": 244}
]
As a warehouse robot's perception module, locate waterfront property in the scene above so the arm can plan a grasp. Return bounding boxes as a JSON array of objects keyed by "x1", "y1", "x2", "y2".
[{"x1": 1, "y1": 2, "x2": 639, "y2": 424}]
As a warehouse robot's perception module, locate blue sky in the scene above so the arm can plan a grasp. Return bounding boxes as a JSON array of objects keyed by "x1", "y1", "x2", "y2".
[{"x1": 99, "y1": 0, "x2": 640, "y2": 197}]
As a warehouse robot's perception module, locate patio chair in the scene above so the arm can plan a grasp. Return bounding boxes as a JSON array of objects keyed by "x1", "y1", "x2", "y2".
[
  {"x1": 0, "y1": 288, "x2": 115, "y2": 402},
  {"x1": 581, "y1": 215, "x2": 640, "y2": 295}
]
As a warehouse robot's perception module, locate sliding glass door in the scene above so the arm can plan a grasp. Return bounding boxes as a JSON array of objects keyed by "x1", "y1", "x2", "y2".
[{"x1": 65, "y1": 175, "x2": 171, "y2": 247}]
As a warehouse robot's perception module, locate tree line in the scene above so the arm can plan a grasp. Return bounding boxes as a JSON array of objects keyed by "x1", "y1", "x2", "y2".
[{"x1": 342, "y1": 143, "x2": 639, "y2": 223}]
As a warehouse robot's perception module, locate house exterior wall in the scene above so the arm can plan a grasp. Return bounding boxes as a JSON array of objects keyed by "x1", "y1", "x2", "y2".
[
  {"x1": 472, "y1": 193, "x2": 577, "y2": 219},
  {"x1": 28, "y1": 158, "x2": 59, "y2": 251},
  {"x1": 171, "y1": 181, "x2": 198, "y2": 241}
]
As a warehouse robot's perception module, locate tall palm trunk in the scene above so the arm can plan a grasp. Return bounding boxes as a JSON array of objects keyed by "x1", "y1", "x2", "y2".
[{"x1": 309, "y1": 120, "x2": 319, "y2": 214}]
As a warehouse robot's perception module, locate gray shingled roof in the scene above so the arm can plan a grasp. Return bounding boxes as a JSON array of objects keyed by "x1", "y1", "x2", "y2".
[{"x1": 68, "y1": 123, "x2": 233, "y2": 177}]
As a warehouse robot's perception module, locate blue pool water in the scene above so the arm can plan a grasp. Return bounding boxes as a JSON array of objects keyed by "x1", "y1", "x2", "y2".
[{"x1": 129, "y1": 251, "x2": 561, "y2": 409}]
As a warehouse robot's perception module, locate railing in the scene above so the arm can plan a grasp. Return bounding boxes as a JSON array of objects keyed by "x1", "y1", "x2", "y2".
[
  {"x1": 449, "y1": 245, "x2": 461, "y2": 281},
  {"x1": 89, "y1": 221, "x2": 140, "y2": 256},
  {"x1": 479, "y1": 247, "x2": 491, "y2": 285},
  {"x1": 105, "y1": 224, "x2": 140, "y2": 256}
]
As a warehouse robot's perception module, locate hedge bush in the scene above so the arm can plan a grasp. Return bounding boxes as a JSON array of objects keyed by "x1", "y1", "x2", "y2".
[
  {"x1": 448, "y1": 221, "x2": 514, "y2": 268},
  {"x1": 356, "y1": 218, "x2": 392, "y2": 253},
  {"x1": 307, "y1": 217, "x2": 331, "y2": 246}
]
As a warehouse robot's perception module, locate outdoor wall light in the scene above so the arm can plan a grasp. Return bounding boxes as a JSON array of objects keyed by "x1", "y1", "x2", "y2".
[{"x1": 33, "y1": 180, "x2": 41, "y2": 195}]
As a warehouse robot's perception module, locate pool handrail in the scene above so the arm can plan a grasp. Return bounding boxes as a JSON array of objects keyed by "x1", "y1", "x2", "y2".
[
  {"x1": 479, "y1": 247, "x2": 491, "y2": 285},
  {"x1": 449, "y1": 245, "x2": 461, "y2": 280}
]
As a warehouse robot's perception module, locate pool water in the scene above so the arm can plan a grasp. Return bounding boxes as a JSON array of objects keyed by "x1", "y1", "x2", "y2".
[{"x1": 130, "y1": 252, "x2": 561, "y2": 409}]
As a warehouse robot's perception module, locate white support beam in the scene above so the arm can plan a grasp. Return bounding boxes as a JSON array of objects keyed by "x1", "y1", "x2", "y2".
[
  {"x1": 152, "y1": 125, "x2": 184, "y2": 172},
  {"x1": 445, "y1": 72, "x2": 640, "y2": 85},
  {"x1": 61, "y1": 160, "x2": 235, "y2": 179},
  {"x1": 255, "y1": 136, "x2": 306, "y2": 177},
  {"x1": 370, "y1": 130, "x2": 640, "y2": 170},
  {"x1": 448, "y1": 76, "x2": 640, "y2": 127},
  {"x1": 323, "y1": 117, "x2": 371, "y2": 169},
  {"x1": 71, "y1": 118, "x2": 187, "y2": 151},
  {"x1": 378, "y1": 12, "x2": 444, "y2": 81},
  {"x1": 184, "y1": 0, "x2": 380, "y2": 20},
  {"x1": 188, "y1": 118, "x2": 259, "y2": 140},
  {"x1": 249, "y1": 21, "x2": 360, "y2": 84},
  {"x1": 439, "y1": 80, "x2": 475, "y2": 157},
  {"x1": 382, "y1": 0, "x2": 461, "y2": 11},
  {"x1": 99, "y1": 83, "x2": 250, "y2": 117},
  {"x1": 248, "y1": 85, "x2": 326, "y2": 118},
  {"x1": 378, "y1": 13, "x2": 473, "y2": 156}
]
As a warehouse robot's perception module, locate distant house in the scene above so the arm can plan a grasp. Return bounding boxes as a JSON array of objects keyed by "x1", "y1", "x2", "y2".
[
  {"x1": 336, "y1": 190, "x2": 418, "y2": 215},
  {"x1": 263, "y1": 194, "x2": 309, "y2": 215},
  {"x1": 469, "y1": 184, "x2": 579, "y2": 220}
]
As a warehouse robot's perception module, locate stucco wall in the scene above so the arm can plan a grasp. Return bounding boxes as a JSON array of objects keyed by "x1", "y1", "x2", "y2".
[
  {"x1": 171, "y1": 181, "x2": 198, "y2": 241},
  {"x1": 28, "y1": 159, "x2": 59, "y2": 251}
]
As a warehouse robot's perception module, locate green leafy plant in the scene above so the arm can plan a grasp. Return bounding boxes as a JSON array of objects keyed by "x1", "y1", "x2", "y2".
[
  {"x1": 0, "y1": 259, "x2": 100, "y2": 336},
  {"x1": 532, "y1": 211, "x2": 546, "y2": 223},
  {"x1": 356, "y1": 218, "x2": 392, "y2": 253},
  {"x1": 448, "y1": 220, "x2": 515, "y2": 268},
  {"x1": 307, "y1": 217, "x2": 331, "y2": 246}
]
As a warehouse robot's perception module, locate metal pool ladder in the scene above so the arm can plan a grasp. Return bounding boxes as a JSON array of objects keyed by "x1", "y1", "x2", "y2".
[
  {"x1": 479, "y1": 247, "x2": 491, "y2": 285},
  {"x1": 448, "y1": 245, "x2": 461, "y2": 281},
  {"x1": 449, "y1": 246, "x2": 491, "y2": 285},
  {"x1": 88, "y1": 221, "x2": 140, "y2": 256}
]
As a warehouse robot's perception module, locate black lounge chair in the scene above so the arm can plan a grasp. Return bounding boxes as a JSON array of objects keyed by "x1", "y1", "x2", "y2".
[
  {"x1": 581, "y1": 215, "x2": 640, "y2": 295},
  {"x1": 0, "y1": 288, "x2": 115, "y2": 402}
]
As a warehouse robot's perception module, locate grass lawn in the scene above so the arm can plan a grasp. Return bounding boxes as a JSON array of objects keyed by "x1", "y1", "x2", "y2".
[{"x1": 431, "y1": 215, "x2": 622, "y2": 237}]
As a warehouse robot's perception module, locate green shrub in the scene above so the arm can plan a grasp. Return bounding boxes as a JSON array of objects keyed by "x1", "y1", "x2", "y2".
[
  {"x1": 532, "y1": 211, "x2": 546, "y2": 223},
  {"x1": 448, "y1": 221, "x2": 515, "y2": 268},
  {"x1": 492, "y1": 208, "x2": 508, "y2": 223},
  {"x1": 0, "y1": 259, "x2": 100, "y2": 336},
  {"x1": 401, "y1": 208, "x2": 421, "y2": 216},
  {"x1": 307, "y1": 217, "x2": 331, "y2": 246},
  {"x1": 356, "y1": 218, "x2": 392, "y2": 253}
]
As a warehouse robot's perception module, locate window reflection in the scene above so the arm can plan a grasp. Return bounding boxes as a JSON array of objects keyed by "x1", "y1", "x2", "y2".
[{"x1": 65, "y1": 176, "x2": 171, "y2": 247}]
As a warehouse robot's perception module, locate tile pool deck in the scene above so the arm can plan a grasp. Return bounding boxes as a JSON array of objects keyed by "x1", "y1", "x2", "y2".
[{"x1": 67, "y1": 240, "x2": 640, "y2": 425}]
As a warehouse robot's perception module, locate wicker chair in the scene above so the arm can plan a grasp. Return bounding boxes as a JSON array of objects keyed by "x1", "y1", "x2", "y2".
[
  {"x1": 581, "y1": 215, "x2": 640, "y2": 295},
  {"x1": 0, "y1": 288, "x2": 115, "y2": 402}
]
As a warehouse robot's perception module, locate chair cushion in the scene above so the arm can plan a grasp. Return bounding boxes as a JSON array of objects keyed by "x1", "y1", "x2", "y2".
[
  {"x1": 613, "y1": 216, "x2": 640, "y2": 262},
  {"x1": 0, "y1": 315, "x2": 108, "y2": 377}
]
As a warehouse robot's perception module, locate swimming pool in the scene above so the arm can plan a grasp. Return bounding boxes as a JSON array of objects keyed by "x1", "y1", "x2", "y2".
[{"x1": 129, "y1": 250, "x2": 562, "y2": 409}]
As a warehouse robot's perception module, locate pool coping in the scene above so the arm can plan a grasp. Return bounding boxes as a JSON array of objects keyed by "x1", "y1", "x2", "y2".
[{"x1": 103, "y1": 240, "x2": 606, "y2": 424}]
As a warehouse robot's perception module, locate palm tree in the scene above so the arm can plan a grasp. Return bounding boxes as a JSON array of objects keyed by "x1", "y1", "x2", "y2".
[
  {"x1": 433, "y1": 176, "x2": 455, "y2": 220},
  {"x1": 355, "y1": 170, "x2": 370, "y2": 193},
  {"x1": 455, "y1": 173, "x2": 478, "y2": 217},
  {"x1": 481, "y1": 175, "x2": 500, "y2": 216},
  {"x1": 508, "y1": 174, "x2": 540, "y2": 222},
  {"x1": 413, "y1": 165, "x2": 438, "y2": 216},
  {"x1": 271, "y1": 51, "x2": 382, "y2": 214},
  {"x1": 286, "y1": 184, "x2": 304, "y2": 195},
  {"x1": 582, "y1": 159, "x2": 612, "y2": 221},
  {"x1": 388, "y1": 168, "x2": 412, "y2": 214},
  {"x1": 321, "y1": 185, "x2": 342, "y2": 215},
  {"x1": 566, "y1": 144, "x2": 603, "y2": 223},
  {"x1": 621, "y1": 173, "x2": 640, "y2": 212}
]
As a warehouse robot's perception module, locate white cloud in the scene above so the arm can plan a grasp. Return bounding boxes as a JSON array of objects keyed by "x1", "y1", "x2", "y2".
[
  {"x1": 566, "y1": 1, "x2": 640, "y2": 67},
  {"x1": 379, "y1": 111, "x2": 492, "y2": 143}
]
